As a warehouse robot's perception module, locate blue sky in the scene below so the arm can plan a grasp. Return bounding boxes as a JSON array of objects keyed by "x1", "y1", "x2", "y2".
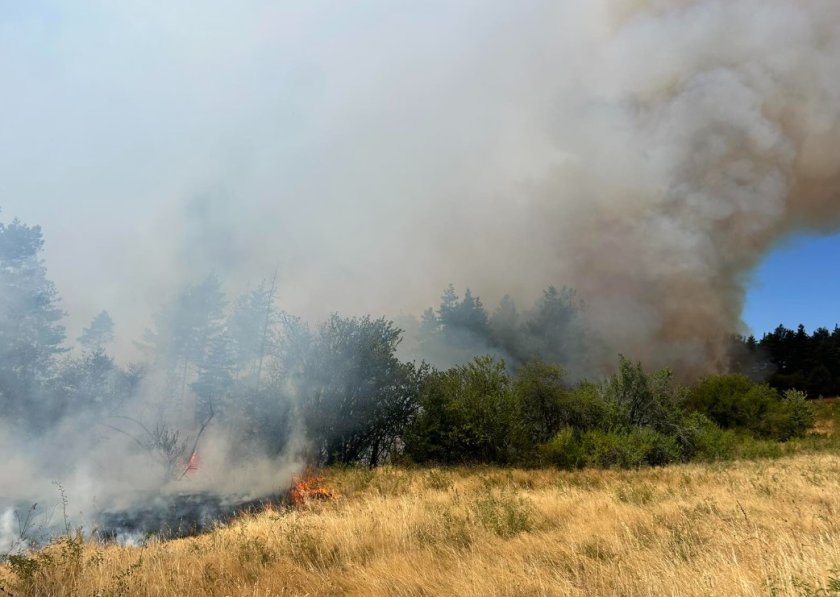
[{"x1": 743, "y1": 233, "x2": 840, "y2": 336}]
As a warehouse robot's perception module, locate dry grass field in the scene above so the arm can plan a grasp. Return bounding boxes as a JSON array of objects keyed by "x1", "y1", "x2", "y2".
[{"x1": 4, "y1": 451, "x2": 840, "y2": 596}]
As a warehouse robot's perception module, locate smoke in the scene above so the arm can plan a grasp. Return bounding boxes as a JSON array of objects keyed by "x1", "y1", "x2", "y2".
[
  {"x1": 539, "y1": 0, "x2": 840, "y2": 373},
  {"x1": 1, "y1": 0, "x2": 840, "y2": 545},
  {"x1": 0, "y1": 391, "x2": 305, "y2": 547},
  {"x1": 2, "y1": 1, "x2": 837, "y2": 372}
]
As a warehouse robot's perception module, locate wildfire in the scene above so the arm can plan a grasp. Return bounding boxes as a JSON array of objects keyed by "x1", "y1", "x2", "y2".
[
  {"x1": 289, "y1": 467, "x2": 338, "y2": 507},
  {"x1": 179, "y1": 451, "x2": 201, "y2": 478}
]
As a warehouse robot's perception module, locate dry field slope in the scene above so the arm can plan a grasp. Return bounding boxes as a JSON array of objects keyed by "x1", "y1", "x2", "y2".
[{"x1": 5, "y1": 454, "x2": 840, "y2": 596}]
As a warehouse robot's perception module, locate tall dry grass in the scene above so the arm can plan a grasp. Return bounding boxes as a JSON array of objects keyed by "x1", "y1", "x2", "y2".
[{"x1": 4, "y1": 453, "x2": 840, "y2": 596}]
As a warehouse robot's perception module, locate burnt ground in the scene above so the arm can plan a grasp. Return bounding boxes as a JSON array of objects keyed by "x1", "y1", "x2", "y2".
[{"x1": 95, "y1": 492, "x2": 277, "y2": 542}]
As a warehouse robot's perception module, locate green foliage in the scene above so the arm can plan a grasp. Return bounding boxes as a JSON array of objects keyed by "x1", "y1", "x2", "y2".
[
  {"x1": 227, "y1": 275, "x2": 280, "y2": 386},
  {"x1": 741, "y1": 323, "x2": 840, "y2": 398},
  {"x1": 540, "y1": 427, "x2": 681, "y2": 469},
  {"x1": 406, "y1": 354, "x2": 818, "y2": 470},
  {"x1": 602, "y1": 356, "x2": 686, "y2": 434},
  {"x1": 678, "y1": 412, "x2": 742, "y2": 461},
  {"x1": 404, "y1": 356, "x2": 520, "y2": 464},
  {"x1": 687, "y1": 374, "x2": 814, "y2": 440},
  {"x1": 678, "y1": 411, "x2": 787, "y2": 461},
  {"x1": 781, "y1": 389, "x2": 816, "y2": 437},
  {"x1": 299, "y1": 314, "x2": 428, "y2": 466},
  {"x1": 78, "y1": 310, "x2": 115, "y2": 352},
  {"x1": 513, "y1": 360, "x2": 568, "y2": 445},
  {"x1": 538, "y1": 427, "x2": 581, "y2": 468},
  {"x1": 0, "y1": 217, "x2": 66, "y2": 429}
]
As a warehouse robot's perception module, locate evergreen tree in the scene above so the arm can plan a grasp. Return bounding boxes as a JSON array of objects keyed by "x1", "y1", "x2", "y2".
[
  {"x1": 191, "y1": 330, "x2": 235, "y2": 420},
  {"x1": 144, "y1": 274, "x2": 226, "y2": 411},
  {"x1": 438, "y1": 284, "x2": 459, "y2": 324},
  {"x1": 520, "y1": 286, "x2": 584, "y2": 365},
  {"x1": 228, "y1": 274, "x2": 279, "y2": 388},
  {"x1": 487, "y1": 294, "x2": 523, "y2": 361},
  {"x1": 0, "y1": 216, "x2": 66, "y2": 428},
  {"x1": 78, "y1": 310, "x2": 114, "y2": 352}
]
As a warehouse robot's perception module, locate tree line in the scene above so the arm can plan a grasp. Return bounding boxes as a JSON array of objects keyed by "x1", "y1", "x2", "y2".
[
  {"x1": 0, "y1": 213, "x2": 829, "y2": 472},
  {"x1": 733, "y1": 325, "x2": 840, "y2": 397}
]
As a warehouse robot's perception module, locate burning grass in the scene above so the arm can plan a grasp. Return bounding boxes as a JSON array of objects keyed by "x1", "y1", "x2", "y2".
[
  {"x1": 4, "y1": 402, "x2": 840, "y2": 596},
  {"x1": 5, "y1": 452, "x2": 840, "y2": 595},
  {"x1": 288, "y1": 467, "x2": 340, "y2": 507}
]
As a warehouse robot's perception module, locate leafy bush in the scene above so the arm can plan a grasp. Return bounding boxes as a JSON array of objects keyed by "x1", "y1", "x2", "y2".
[
  {"x1": 778, "y1": 389, "x2": 815, "y2": 439},
  {"x1": 555, "y1": 381, "x2": 619, "y2": 432},
  {"x1": 511, "y1": 362, "x2": 617, "y2": 460},
  {"x1": 540, "y1": 427, "x2": 681, "y2": 469},
  {"x1": 404, "y1": 356, "x2": 520, "y2": 464},
  {"x1": 687, "y1": 375, "x2": 814, "y2": 440},
  {"x1": 679, "y1": 411, "x2": 787, "y2": 461},
  {"x1": 678, "y1": 412, "x2": 739, "y2": 461},
  {"x1": 579, "y1": 428, "x2": 681, "y2": 468},
  {"x1": 602, "y1": 356, "x2": 686, "y2": 434},
  {"x1": 407, "y1": 357, "x2": 814, "y2": 469},
  {"x1": 538, "y1": 427, "x2": 581, "y2": 468},
  {"x1": 512, "y1": 361, "x2": 569, "y2": 445}
]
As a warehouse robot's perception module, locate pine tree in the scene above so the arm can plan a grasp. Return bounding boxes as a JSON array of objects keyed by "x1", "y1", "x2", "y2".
[
  {"x1": 228, "y1": 273, "x2": 279, "y2": 388},
  {"x1": 0, "y1": 216, "x2": 66, "y2": 427},
  {"x1": 78, "y1": 310, "x2": 115, "y2": 352},
  {"x1": 144, "y1": 274, "x2": 226, "y2": 410}
]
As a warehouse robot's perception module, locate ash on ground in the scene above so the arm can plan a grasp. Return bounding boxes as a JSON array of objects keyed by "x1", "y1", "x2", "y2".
[{"x1": 95, "y1": 492, "x2": 275, "y2": 543}]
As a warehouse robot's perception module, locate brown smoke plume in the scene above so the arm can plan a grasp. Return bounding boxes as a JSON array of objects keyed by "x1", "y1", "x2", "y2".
[
  {"x1": 530, "y1": 0, "x2": 840, "y2": 373},
  {"x1": 3, "y1": 0, "x2": 839, "y2": 376}
]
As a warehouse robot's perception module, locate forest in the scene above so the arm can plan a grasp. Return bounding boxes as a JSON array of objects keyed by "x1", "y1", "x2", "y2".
[{"x1": 0, "y1": 213, "x2": 831, "y2": 476}]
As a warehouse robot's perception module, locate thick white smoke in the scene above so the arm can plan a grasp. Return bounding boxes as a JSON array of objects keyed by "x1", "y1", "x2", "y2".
[
  {"x1": 3, "y1": 1, "x2": 838, "y2": 372},
  {"x1": 1, "y1": 0, "x2": 839, "y2": 547}
]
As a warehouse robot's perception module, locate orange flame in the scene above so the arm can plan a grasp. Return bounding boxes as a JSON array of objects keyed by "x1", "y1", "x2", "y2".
[
  {"x1": 181, "y1": 451, "x2": 200, "y2": 475},
  {"x1": 289, "y1": 467, "x2": 338, "y2": 507}
]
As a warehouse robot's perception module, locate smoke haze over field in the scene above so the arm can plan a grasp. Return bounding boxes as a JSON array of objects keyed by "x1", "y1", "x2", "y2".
[
  {"x1": 1, "y1": 0, "x2": 840, "y2": 552},
  {"x1": 2, "y1": 0, "x2": 840, "y2": 371}
]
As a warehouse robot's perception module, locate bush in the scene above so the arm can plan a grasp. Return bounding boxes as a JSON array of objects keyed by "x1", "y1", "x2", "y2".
[
  {"x1": 558, "y1": 382, "x2": 619, "y2": 431},
  {"x1": 511, "y1": 362, "x2": 614, "y2": 457},
  {"x1": 540, "y1": 427, "x2": 681, "y2": 469},
  {"x1": 538, "y1": 427, "x2": 581, "y2": 468},
  {"x1": 580, "y1": 428, "x2": 681, "y2": 469},
  {"x1": 678, "y1": 412, "x2": 739, "y2": 461},
  {"x1": 679, "y1": 412, "x2": 787, "y2": 461},
  {"x1": 404, "y1": 356, "x2": 520, "y2": 464},
  {"x1": 406, "y1": 357, "x2": 814, "y2": 469},
  {"x1": 778, "y1": 389, "x2": 815, "y2": 439},
  {"x1": 687, "y1": 375, "x2": 814, "y2": 440},
  {"x1": 513, "y1": 361, "x2": 569, "y2": 445},
  {"x1": 602, "y1": 356, "x2": 686, "y2": 434}
]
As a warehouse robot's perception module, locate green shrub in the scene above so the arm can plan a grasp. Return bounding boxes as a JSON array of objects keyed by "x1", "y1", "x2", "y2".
[
  {"x1": 679, "y1": 412, "x2": 739, "y2": 461},
  {"x1": 561, "y1": 382, "x2": 620, "y2": 431},
  {"x1": 579, "y1": 428, "x2": 681, "y2": 469},
  {"x1": 404, "y1": 356, "x2": 520, "y2": 464},
  {"x1": 601, "y1": 356, "x2": 687, "y2": 435},
  {"x1": 732, "y1": 435, "x2": 784, "y2": 460},
  {"x1": 512, "y1": 362, "x2": 617, "y2": 460},
  {"x1": 679, "y1": 411, "x2": 787, "y2": 461},
  {"x1": 777, "y1": 389, "x2": 815, "y2": 439},
  {"x1": 538, "y1": 427, "x2": 582, "y2": 468},
  {"x1": 687, "y1": 375, "x2": 814, "y2": 440},
  {"x1": 513, "y1": 360, "x2": 569, "y2": 444},
  {"x1": 541, "y1": 427, "x2": 681, "y2": 470}
]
